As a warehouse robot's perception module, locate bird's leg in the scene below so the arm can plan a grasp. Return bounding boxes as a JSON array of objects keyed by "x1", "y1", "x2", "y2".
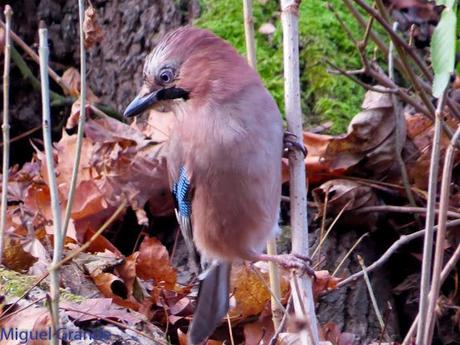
[
  {"x1": 283, "y1": 131, "x2": 307, "y2": 158},
  {"x1": 252, "y1": 253, "x2": 316, "y2": 278}
]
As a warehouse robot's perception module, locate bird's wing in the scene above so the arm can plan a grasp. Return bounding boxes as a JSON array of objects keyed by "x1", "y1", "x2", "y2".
[
  {"x1": 171, "y1": 166, "x2": 201, "y2": 272},
  {"x1": 172, "y1": 167, "x2": 231, "y2": 345}
]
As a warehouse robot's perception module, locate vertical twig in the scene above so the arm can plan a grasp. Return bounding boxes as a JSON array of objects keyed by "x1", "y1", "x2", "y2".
[
  {"x1": 242, "y1": 0, "x2": 283, "y2": 329},
  {"x1": 388, "y1": 21, "x2": 417, "y2": 210},
  {"x1": 424, "y1": 126, "x2": 460, "y2": 344},
  {"x1": 416, "y1": 90, "x2": 448, "y2": 345},
  {"x1": 243, "y1": 0, "x2": 257, "y2": 69},
  {"x1": 0, "y1": 5, "x2": 13, "y2": 264},
  {"x1": 61, "y1": 0, "x2": 87, "y2": 240},
  {"x1": 39, "y1": 21, "x2": 62, "y2": 345},
  {"x1": 266, "y1": 239, "x2": 283, "y2": 328},
  {"x1": 280, "y1": 1, "x2": 319, "y2": 344}
]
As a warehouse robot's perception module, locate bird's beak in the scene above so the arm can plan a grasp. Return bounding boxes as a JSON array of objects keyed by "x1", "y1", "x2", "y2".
[
  {"x1": 123, "y1": 90, "x2": 160, "y2": 118},
  {"x1": 123, "y1": 87, "x2": 189, "y2": 118}
]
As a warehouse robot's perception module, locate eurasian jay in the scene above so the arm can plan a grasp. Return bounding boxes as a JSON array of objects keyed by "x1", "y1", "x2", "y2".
[{"x1": 124, "y1": 26, "x2": 310, "y2": 345}]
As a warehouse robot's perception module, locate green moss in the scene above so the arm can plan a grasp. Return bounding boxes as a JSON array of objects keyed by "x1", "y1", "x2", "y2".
[
  {"x1": 195, "y1": 0, "x2": 365, "y2": 133},
  {"x1": 0, "y1": 268, "x2": 83, "y2": 302}
]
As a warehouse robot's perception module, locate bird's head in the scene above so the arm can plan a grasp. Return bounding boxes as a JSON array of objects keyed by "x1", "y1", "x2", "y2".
[{"x1": 123, "y1": 26, "x2": 259, "y2": 118}]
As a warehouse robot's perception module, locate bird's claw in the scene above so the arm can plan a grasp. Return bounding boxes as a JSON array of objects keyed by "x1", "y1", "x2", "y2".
[
  {"x1": 283, "y1": 131, "x2": 307, "y2": 158},
  {"x1": 276, "y1": 253, "x2": 316, "y2": 279}
]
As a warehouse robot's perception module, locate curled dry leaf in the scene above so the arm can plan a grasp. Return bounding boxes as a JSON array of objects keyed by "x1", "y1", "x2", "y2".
[
  {"x1": 286, "y1": 90, "x2": 403, "y2": 187},
  {"x1": 115, "y1": 252, "x2": 139, "y2": 297},
  {"x1": 61, "y1": 67, "x2": 101, "y2": 128},
  {"x1": 136, "y1": 236, "x2": 177, "y2": 289},
  {"x1": 32, "y1": 115, "x2": 172, "y2": 245},
  {"x1": 404, "y1": 110, "x2": 458, "y2": 189},
  {"x1": 312, "y1": 270, "x2": 342, "y2": 299},
  {"x1": 313, "y1": 179, "x2": 379, "y2": 215},
  {"x1": 230, "y1": 262, "x2": 289, "y2": 318},
  {"x1": 313, "y1": 179, "x2": 380, "y2": 228},
  {"x1": 92, "y1": 271, "x2": 140, "y2": 310},
  {"x1": 2, "y1": 235, "x2": 37, "y2": 272},
  {"x1": 62, "y1": 67, "x2": 82, "y2": 97},
  {"x1": 85, "y1": 116, "x2": 174, "y2": 221},
  {"x1": 83, "y1": 4, "x2": 104, "y2": 49},
  {"x1": 324, "y1": 91, "x2": 402, "y2": 180}
]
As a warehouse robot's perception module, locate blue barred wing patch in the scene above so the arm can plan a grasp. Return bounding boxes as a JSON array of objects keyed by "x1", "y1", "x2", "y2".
[{"x1": 172, "y1": 166, "x2": 191, "y2": 217}]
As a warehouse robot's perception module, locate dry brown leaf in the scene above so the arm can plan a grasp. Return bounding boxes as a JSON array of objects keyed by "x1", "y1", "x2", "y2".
[
  {"x1": 61, "y1": 67, "x2": 100, "y2": 128},
  {"x1": 313, "y1": 179, "x2": 379, "y2": 215},
  {"x1": 85, "y1": 116, "x2": 173, "y2": 220},
  {"x1": 230, "y1": 263, "x2": 290, "y2": 318},
  {"x1": 2, "y1": 235, "x2": 37, "y2": 272},
  {"x1": 404, "y1": 110, "x2": 458, "y2": 189},
  {"x1": 62, "y1": 67, "x2": 82, "y2": 97},
  {"x1": 313, "y1": 270, "x2": 342, "y2": 298},
  {"x1": 92, "y1": 271, "x2": 140, "y2": 310},
  {"x1": 83, "y1": 4, "x2": 104, "y2": 49},
  {"x1": 116, "y1": 252, "x2": 139, "y2": 296},
  {"x1": 136, "y1": 236, "x2": 176, "y2": 289},
  {"x1": 23, "y1": 182, "x2": 53, "y2": 222},
  {"x1": 324, "y1": 91, "x2": 401, "y2": 179},
  {"x1": 313, "y1": 179, "x2": 380, "y2": 228},
  {"x1": 284, "y1": 90, "x2": 403, "y2": 187}
]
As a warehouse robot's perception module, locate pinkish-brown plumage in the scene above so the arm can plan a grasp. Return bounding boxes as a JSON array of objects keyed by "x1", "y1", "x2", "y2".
[{"x1": 124, "y1": 26, "x2": 283, "y2": 345}]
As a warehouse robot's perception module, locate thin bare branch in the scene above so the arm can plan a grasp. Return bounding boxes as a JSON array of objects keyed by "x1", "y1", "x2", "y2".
[
  {"x1": 280, "y1": 0, "x2": 319, "y2": 343},
  {"x1": 424, "y1": 126, "x2": 460, "y2": 344},
  {"x1": 388, "y1": 21, "x2": 418, "y2": 210},
  {"x1": 336, "y1": 218, "x2": 460, "y2": 289},
  {"x1": 61, "y1": 0, "x2": 88, "y2": 241},
  {"x1": 355, "y1": 205, "x2": 460, "y2": 219},
  {"x1": 39, "y1": 21, "x2": 62, "y2": 345},
  {"x1": 416, "y1": 90, "x2": 448, "y2": 345},
  {"x1": 243, "y1": 0, "x2": 256, "y2": 68},
  {"x1": 0, "y1": 5, "x2": 13, "y2": 265}
]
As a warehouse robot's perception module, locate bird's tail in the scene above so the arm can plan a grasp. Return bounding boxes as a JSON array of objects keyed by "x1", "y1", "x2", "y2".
[{"x1": 188, "y1": 262, "x2": 231, "y2": 345}]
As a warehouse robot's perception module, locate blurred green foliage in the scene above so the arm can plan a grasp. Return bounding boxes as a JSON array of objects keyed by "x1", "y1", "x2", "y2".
[{"x1": 194, "y1": 0, "x2": 365, "y2": 132}]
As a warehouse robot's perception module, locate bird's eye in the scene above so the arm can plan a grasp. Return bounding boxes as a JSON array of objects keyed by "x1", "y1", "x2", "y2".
[{"x1": 159, "y1": 68, "x2": 174, "y2": 84}]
